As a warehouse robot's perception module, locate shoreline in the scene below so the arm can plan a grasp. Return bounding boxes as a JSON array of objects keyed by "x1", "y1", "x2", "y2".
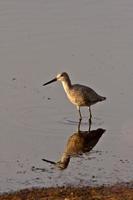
[{"x1": 0, "y1": 183, "x2": 133, "y2": 200}]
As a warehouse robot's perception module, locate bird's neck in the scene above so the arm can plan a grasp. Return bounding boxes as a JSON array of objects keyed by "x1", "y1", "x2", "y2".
[
  {"x1": 59, "y1": 152, "x2": 70, "y2": 168},
  {"x1": 61, "y1": 78, "x2": 72, "y2": 94}
]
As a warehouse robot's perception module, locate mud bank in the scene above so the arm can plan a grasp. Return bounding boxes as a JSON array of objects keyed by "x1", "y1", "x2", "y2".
[{"x1": 0, "y1": 183, "x2": 133, "y2": 200}]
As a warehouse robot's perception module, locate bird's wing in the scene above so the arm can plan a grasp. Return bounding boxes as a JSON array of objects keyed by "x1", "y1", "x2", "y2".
[{"x1": 72, "y1": 84, "x2": 99, "y2": 103}]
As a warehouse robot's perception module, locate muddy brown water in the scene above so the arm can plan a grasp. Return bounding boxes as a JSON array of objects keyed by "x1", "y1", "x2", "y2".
[{"x1": 0, "y1": 0, "x2": 133, "y2": 193}]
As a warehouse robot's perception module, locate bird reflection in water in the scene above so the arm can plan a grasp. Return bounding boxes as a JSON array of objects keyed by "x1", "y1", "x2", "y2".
[{"x1": 42, "y1": 128, "x2": 105, "y2": 170}]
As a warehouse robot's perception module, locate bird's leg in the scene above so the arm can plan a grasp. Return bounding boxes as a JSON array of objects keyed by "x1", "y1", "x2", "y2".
[
  {"x1": 88, "y1": 106, "x2": 92, "y2": 132},
  {"x1": 77, "y1": 106, "x2": 82, "y2": 121},
  {"x1": 77, "y1": 106, "x2": 82, "y2": 132},
  {"x1": 89, "y1": 106, "x2": 92, "y2": 120}
]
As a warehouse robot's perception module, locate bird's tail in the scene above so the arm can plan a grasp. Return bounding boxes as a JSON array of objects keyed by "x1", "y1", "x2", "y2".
[{"x1": 99, "y1": 96, "x2": 106, "y2": 101}]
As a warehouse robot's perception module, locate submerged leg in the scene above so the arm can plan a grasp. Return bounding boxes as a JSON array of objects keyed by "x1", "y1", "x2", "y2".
[
  {"x1": 88, "y1": 106, "x2": 92, "y2": 132},
  {"x1": 78, "y1": 118, "x2": 81, "y2": 132}
]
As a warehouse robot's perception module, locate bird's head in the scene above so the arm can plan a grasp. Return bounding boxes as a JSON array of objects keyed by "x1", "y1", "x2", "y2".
[{"x1": 42, "y1": 72, "x2": 69, "y2": 86}]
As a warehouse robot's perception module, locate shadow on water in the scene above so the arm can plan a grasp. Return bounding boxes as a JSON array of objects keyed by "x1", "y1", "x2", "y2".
[{"x1": 41, "y1": 127, "x2": 105, "y2": 170}]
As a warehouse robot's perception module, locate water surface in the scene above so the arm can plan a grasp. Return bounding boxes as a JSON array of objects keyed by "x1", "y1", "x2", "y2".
[{"x1": 0, "y1": 0, "x2": 133, "y2": 192}]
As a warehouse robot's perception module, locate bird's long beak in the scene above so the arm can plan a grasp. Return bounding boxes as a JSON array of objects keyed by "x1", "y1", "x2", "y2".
[
  {"x1": 42, "y1": 158, "x2": 56, "y2": 165},
  {"x1": 42, "y1": 77, "x2": 57, "y2": 86}
]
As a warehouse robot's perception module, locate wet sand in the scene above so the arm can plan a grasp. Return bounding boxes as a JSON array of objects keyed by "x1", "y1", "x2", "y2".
[{"x1": 0, "y1": 184, "x2": 133, "y2": 200}]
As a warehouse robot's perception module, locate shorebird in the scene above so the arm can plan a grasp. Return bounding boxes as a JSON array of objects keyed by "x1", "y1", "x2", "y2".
[
  {"x1": 42, "y1": 128, "x2": 105, "y2": 169},
  {"x1": 43, "y1": 72, "x2": 106, "y2": 125}
]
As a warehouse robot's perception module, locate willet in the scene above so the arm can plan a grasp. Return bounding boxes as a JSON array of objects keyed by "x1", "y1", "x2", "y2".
[
  {"x1": 42, "y1": 128, "x2": 105, "y2": 169},
  {"x1": 43, "y1": 72, "x2": 106, "y2": 126}
]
